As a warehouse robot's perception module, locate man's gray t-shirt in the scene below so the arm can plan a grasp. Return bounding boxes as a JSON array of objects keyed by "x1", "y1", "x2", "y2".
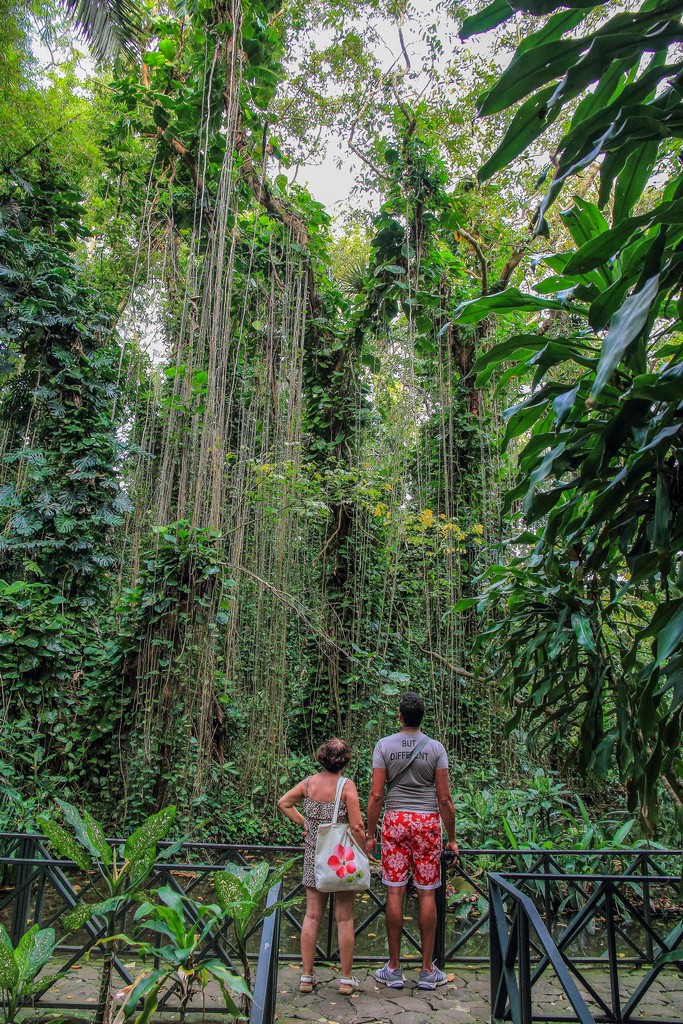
[{"x1": 372, "y1": 732, "x2": 448, "y2": 812}]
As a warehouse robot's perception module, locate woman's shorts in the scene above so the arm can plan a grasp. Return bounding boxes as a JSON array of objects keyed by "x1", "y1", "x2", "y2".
[{"x1": 380, "y1": 810, "x2": 442, "y2": 890}]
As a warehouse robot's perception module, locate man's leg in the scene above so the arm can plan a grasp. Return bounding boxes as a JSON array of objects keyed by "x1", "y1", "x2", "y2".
[
  {"x1": 385, "y1": 884, "x2": 407, "y2": 969},
  {"x1": 416, "y1": 888, "x2": 437, "y2": 971},
  {"x1": 380, "y1": 810, "x2": 410, "y2": 972},
  {"x1": 411, "y1": 813, "x2": 444, "y2": 977}
]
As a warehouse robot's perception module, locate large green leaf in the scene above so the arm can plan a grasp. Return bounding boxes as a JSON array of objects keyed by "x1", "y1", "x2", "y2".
[
  {"x1": 560, "y1": 61, "x2": 674, "y2": 172},
  {"x1": 478, "y1": 38, "x2": 584, "y2": 117},
  {"x1": 22, "y1": 971, "x2": 67, "y2": 997},
  {"x1": 561, "y1": 198, "x2": 609, "y2": 248},
  {"x1": 120, "y1": 968, "x2": 168, "y2": 1021},
  {"x1": 613, "y1": 142, "x2": 660, "y2": 223},
  {"x1": 123, "y1": 805, "x2": 175, "y2": 862},
  {"x1": 63, "y1": 896, "x2": 124, "y2": 932},
  {"x1": 37, "y1": 816, "x2": 94, "y2": 872},
  {"x1": 244, "y1": 861, "x2": 269, "y2": 898},
  {"x1": 589, "y1": 275, "x2": 660, "y2": 401},
  {"x1": 56, "y1": 800, "x2": 106, "y2": 861},
  {"x1": 213, "y1": 869, "x2": 250, "y2": 914},
  {"x1": 454, "y1": 288, "x2": 569, "y2": 325},
  {"x1": 0, "y1": 940, "x2": 18, "y2": 988},
  {"x1": 128, "y1": 846, "x2": 156, "y2": 889},
  {"x1": 571, "y1": 613, "x2": 598, "y2": 654},
  {"x1": 83, "y1": 810, "x2": 112, "y2": 862},
  {"x1": 14, "y1": 925, "x2": 55, "y2": 983},
  {"x1": 473, "y1": 334, "x2": 555, "y2": 386},
  {"x1": 479, "y1": 85, "x2": 559, "y2": 182},
  {"x1": 203, "y1": 960, "x2": 251, "y2": 998},
  {"x1": 548, "y1": 23, "x2": 683, "y2": 113},
  {"x1": 655, "y1": 601, "x2": 683, "y2": 668},
  {"x1": 459, "y1": 0, "x2": 511, "y2": 39}
]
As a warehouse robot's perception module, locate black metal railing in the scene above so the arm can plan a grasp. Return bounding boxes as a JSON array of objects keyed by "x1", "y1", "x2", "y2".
[
  {"x1": 490, "y1": 872, "x2": 595, "y2": 1024},
  {"x1": 489, "y1": 864, "x2": 683, "y2": 1024},
  {"x1": 0, "y1": 833, "x2": 287, "y2": 1017},
  {"x1": 3, "y1": 834, "x2": 681, "y2": 966},
  {"x1": 249, "y1": 882, "x2": 282, "y2": 1024},
  {"x1": 1, "y1": 833, "x2": 681, "y2": 1023},
  {"x1": 444, "y1": 847, "x2": 683, "y2": 966}
]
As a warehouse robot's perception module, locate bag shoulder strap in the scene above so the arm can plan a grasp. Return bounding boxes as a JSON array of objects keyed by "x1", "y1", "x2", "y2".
[
  {"x1": 331, "y1": 775, "x2": 347, "y2": 823},
  {"x1": 386, "y1": 735, "x2": 430, "y2": 793}
]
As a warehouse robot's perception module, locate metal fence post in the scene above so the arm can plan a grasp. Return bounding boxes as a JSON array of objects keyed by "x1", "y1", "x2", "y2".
[
  {"x1": 518, "y1": 908, "x2": 532, "y2": 1024},
  {"x1": 10, "y1": 835, "x2": 34, "y2": 944},
  {"x1": 434, "y1": 853, "x2": 448, "y2": 967}
]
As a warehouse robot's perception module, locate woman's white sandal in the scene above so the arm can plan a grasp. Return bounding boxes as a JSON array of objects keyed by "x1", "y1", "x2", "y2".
[
  {"x1": 338, "y1": 977, "x2": 359, "y2": 995},
  {"x1": 299, "y1": 973, "x2": 317, "y2": 993}
]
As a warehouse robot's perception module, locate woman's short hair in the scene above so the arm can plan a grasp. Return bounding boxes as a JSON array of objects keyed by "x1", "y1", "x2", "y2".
[{"x1": 316, "y1": 738, "x2": 352, "y2": 773}]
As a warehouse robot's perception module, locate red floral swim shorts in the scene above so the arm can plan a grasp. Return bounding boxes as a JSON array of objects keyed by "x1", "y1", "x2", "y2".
[{"x1": 381, "y1": 810, "x2": 442, "y2": 890}]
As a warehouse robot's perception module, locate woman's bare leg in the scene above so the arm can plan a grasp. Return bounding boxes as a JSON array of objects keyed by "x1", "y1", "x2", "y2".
[
  {"x1": 301, "y1": 888, "x2": 328, "y2": 977},
  {"x1": 334, "y1": 892, "x2": 356, "y2": 978}
]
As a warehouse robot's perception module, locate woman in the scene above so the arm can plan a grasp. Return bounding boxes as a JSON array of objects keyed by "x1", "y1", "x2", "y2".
[{"x1": 278, "y1": 738, "x2": 366, "y2": 995}]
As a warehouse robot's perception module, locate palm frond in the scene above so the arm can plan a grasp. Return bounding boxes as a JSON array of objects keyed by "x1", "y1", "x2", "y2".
[
  {"x1": 336, "y1": 253, "x2": 369, "y2": 297},
  {"x1": 63, "y1": 0, "x2": 143, "y2": 62}
]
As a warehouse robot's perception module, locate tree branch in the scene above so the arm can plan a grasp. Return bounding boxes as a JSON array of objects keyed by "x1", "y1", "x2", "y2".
[
  {"x1": 455, "y1": 227, "x2": 488, "y2": 296},
  {"x1": 347, "y1": 122, "x2": 390, "y2": 182},
  {"x1": 2, "y1": 115, "x2": 86, "y2": 174}
]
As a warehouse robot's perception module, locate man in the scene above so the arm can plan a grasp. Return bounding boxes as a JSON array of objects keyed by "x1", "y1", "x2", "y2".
[{"x1": 366, "y1": 692, "x2": 458, "y2": 990}]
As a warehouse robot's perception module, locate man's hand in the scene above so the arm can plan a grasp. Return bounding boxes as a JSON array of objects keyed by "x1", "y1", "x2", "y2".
[
  {"x1": 446, "y1": 839, "x2": 459, "y2": 860},
  {"x1": 365, "y1": 836, "x2": 377, "y2": 857}
]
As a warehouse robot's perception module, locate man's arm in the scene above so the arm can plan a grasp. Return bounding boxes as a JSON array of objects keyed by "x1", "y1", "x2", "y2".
[
  {"x1": 366, "y1": 767, "x2": 386, "y2": 856},
  {"x1": 434, "y1": 768, "x2": 459, "y2": 858}
]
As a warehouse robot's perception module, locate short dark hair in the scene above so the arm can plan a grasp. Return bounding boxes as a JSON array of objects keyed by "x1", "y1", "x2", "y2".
[
  {"x1": 316, "y1": 738, "x2": 352, "y2": 773},
  {"x1": 399, "y1": 692, "x2": 425, "y2": 727}
]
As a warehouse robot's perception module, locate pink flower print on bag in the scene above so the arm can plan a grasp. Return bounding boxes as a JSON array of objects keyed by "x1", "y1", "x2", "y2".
[
  {"x1": 327, "y1": 843, "x2": 356, "y2": 878},
  {"x1": 314, "y1": 775, "x2": 370, "y2": 891}
]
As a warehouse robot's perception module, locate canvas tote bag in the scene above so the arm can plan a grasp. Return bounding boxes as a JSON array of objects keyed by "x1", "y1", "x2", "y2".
[{"x1": 314, "y1": 776, "x2": 371, "y2": 892}]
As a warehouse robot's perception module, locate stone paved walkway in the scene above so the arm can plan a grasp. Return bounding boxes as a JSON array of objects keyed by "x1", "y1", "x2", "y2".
[
  {"x1": 20, "y1": 957, "x2": 683, "y2": 1021},
  {"x1": 276, "y1": 964, "x2": 490, "y2": 1024},
  {"x1": 276, "y1": 963, "x2": 683, "y2": 1024}
]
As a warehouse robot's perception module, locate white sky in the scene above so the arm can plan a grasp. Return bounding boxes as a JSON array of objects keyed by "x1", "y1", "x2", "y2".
[
  {"x1": 30, "y1": 0, "x2": 504, "y2": 213},
  {"x1": 294, "y1": 0, "x2": 504, "y2": 210}
]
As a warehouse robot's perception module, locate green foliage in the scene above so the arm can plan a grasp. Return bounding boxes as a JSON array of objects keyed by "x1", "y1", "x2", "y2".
[
  {"x1": 2, "y1": 0, "x2": 675, "y2": 847},
  {"x1": 62, "y1": 0, "x2": 143, "y2": 62},
  {"x1": 37, "y1": 801, "x2": 175, "y2": 1024},
  {"x1": 454, "y1": 768, "x2": 637, "y2": 850},
  {"x1": 105, "y1": 886, "x2": 249, "y2": 1023},
  {"x1": 460, "y1": 0, "x2": 683, "y2": 831},
  {"x1": 0, "y1": 183, "x2": 125, "y2": 597},
  {"x1": 213, "y1": 859, "x2": 299, "y2": 995},
  {"x1": 0, "y1": 923, "x2": 64, "y2": 1024}
]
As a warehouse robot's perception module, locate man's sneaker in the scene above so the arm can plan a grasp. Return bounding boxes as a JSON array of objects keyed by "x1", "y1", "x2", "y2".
[
  {"x1": 418, "y1": 965, "x2": 448, "y2": 990},
  {"x1": 375, "y1": 962, "x2": 405, "y2": 989}
]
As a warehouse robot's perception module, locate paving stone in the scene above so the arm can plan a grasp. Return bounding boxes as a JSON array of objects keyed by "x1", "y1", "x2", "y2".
[
  {"x1": 421, "y1": 993, "x2": 450, "y2": 1010},
  {"x1": 282, "y1": 1005, "x2": 333, "y2": 1021},
  {"x1": 411, "y1": 988, "x2": 434, "y2": 1001},
  {"x1": 345, "y1": 998, "x2": 397, "y2": 1019},
  {"x1": 379, "y1": 994, "x2": 417, "y2": 1009},
  {"x1": 432, "y1": 1010, "x2": 473, "y2": 1024},
  {"x1": 392, "y1": 1012, "x2": 435, "y2": 1024}
]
